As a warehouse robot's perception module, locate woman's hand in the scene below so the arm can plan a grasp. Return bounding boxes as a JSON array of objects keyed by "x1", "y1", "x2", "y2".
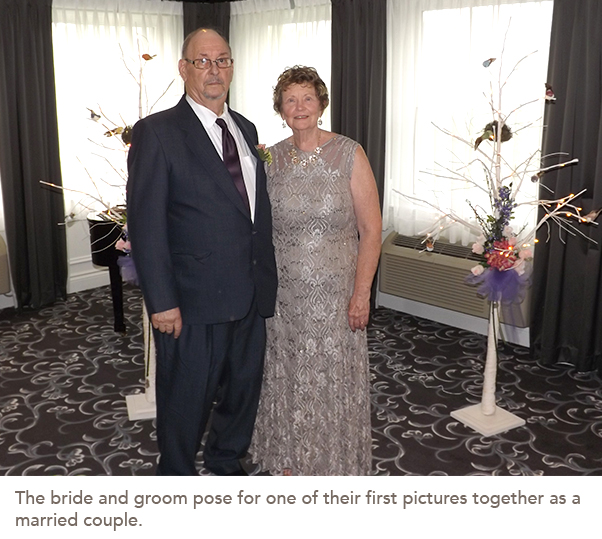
[{"x1": 348, "y1": 294, "x2": 370, "y2": 332}]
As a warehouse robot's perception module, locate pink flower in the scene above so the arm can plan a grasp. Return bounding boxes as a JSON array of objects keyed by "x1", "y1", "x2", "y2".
[
  {"x1": 115, "y1": 238, "x2": 131, "y2": 251},
  {"x1": 502, "y1": 225, "x2": 514, "y2": 237},
  {"x1": 512, "y1": 259, "x2": 526, "y2": 275},
  {"x1": 519, "y1": 248, "x2": 533, "y2": 259},
  {"x1": 472, "y1": 242, "x2": 484, "y2": 254},
  {"x1": 255, "y1": 144, "x2": 272, "y2": 164},
  {"x1": 471, "y1": 264, "x2": 485, "y2": 276},
  {"x1": 485, "y1": 239, "x2": 517, "y2": 270}
]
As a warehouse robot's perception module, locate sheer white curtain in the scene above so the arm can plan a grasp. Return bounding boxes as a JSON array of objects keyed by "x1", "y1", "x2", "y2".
[
  {"x1": 384, "y1": 0, "x2": 553, "y2": 244},
  {"x1": 229, "y1": 0, "x2": 331, "y2": 146},
  {"x1": 52, "y1": 0, "x2": 183, "y2": 216}
]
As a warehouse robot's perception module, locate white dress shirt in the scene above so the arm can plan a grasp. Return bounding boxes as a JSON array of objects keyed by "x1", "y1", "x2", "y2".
[{"x1": 186, "y1": 95, "x2": 257, "y2": 221}]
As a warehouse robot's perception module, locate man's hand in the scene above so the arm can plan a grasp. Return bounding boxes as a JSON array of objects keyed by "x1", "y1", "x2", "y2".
[{"x1": 151, "y1": 307, "x2": 183, "y2": 339}]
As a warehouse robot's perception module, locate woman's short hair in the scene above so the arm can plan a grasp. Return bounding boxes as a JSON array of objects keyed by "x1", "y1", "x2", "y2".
[{"x1": 273, "y1": 66, "x2": 329, "y2": 114}]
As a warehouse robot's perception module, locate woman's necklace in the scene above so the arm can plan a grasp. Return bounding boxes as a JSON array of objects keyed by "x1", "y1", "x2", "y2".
[{"x1": 288, "y1": 131, "x2": 322, "y2": 167}]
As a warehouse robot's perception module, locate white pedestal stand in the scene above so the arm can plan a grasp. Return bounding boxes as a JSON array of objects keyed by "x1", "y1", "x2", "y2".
[
  {"x1": 126, "y1": 302, "x2": 157, "y2": 420},
  {"x1": 451, "y1": 302, "x2": 525, "y2": 436}
]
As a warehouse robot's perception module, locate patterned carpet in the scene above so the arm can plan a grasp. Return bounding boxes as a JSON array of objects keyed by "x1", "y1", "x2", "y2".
[{"x1": 0, "y1": 285, "x2": 601, "y2": 476}]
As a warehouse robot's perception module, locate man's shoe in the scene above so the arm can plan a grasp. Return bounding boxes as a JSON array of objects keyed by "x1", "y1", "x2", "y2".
[
  {"x1": 206, "y1": 466, "x2": 249, "y2": 476},
  {"x1": 225, "y1": 468, "x2": 248, "y2": 476}
]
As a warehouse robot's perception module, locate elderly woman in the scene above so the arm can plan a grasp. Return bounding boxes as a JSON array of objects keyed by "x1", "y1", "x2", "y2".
[{"x1": 250, "y1": 66, "x2": 382, "y2": 476}]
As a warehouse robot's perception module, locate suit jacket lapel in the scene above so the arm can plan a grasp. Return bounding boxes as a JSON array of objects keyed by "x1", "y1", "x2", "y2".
[
  {"x1": 177, "y1": 98, "x2": 251, "y2": 218},
  {"x1": 230, "y1": 110, "x2": 257, "y2": 158}
]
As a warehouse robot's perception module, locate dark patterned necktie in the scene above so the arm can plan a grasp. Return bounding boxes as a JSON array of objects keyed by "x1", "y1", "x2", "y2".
[{"x1": 215, "y1": 118, "x2": 250, "y2": 212}]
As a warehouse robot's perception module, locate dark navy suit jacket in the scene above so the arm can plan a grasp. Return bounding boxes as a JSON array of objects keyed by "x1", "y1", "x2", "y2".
[{"x1": 126, "y1": 96, "x2": 277, "y2": 324}]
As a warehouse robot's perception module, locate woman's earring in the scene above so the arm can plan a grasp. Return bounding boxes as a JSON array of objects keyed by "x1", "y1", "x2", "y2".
[
  {"x1": 282, "y1": 121, "x2": 287, "y2": 129},
  {"x1": 318, "y1": 118, "x2": 323, "y2": 126}
]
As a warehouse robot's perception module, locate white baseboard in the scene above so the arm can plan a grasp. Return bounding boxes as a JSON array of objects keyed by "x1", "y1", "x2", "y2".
[
  {"x1": 0, "y1": 293, "x2": 15, "y2": 310},
  {"x1": 376, "y1": 291, "x2": 530, "y2": 348},
  {"x1": 0, "y1": 255, "x2": 109, "y2": 313},
  {"x1": 67, "y1": 256, "x2": 110, "y2": 293}
]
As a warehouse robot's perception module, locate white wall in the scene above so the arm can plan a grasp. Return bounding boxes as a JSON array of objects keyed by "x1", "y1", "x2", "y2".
[
  {"x1": 65, "y1": 219, "x2": 111, "y2": 294},
  {"x1": 376, "y1": 290, "x2": 529, "y2": 348},
  {"x1": 0, "y1": 230, "x2": 14, "y2": 310},
  {"x1": 376, "y1": 229, "x2": 530, "y2": 347}
]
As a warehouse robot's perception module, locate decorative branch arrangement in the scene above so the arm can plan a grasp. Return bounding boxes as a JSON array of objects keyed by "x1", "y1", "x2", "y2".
[
  {"x1": 393, "y1": 42, "x2": 598, "y2": 435},
  {"x1": 42, "y1": 39, "x2": 175, "y2": 225}
]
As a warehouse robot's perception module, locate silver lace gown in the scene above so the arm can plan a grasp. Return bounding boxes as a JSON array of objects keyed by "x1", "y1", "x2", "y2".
[{"x1": 250, "y1": 135, "x2": 372, "y2": 476}]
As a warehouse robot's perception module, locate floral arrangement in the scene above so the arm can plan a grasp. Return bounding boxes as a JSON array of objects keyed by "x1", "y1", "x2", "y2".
[
  {"x1": 115, "y1": 224, "x2": 137, "y2": 285},
  {"x1": 467, "y1": 181, "x2": 533, "y2": 303}
]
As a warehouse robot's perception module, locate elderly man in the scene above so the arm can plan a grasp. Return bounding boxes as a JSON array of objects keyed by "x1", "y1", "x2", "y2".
[{"x1": 127, "y1": 28, "x2": 277, "y2": 476}]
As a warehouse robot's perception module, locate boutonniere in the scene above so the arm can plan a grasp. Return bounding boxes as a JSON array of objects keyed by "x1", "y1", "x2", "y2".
[{"x1": 256, "y1": 144, "x2": 272, "y2": 165}]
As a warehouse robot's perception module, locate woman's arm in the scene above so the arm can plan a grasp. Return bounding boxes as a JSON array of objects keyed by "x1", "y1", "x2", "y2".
[{"x1": 348, "y1": 145, "x2": 382, "y2": 332}]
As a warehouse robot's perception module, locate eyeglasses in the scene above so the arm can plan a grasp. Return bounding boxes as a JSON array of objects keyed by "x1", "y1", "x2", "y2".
[{"x1": 184, "y1": 57, "x2": 233, "y2": 70}]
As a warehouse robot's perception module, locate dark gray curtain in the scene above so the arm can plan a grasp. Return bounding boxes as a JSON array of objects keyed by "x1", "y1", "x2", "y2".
[
  {"x1": 0, "y1": 0, "x2": 68, "y2": 310},
  {"x1": 530, "y1": 0, "x2": 602, "y2": 373},
  {"x1": 331, "y1": 0, "x2": 387, "y2": 208},
  {"x1": 183, "y1": 1, "x2": 230, "y2": 40}
]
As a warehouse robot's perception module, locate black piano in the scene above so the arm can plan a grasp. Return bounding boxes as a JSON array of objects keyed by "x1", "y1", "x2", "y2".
[{"x1": 87, "y1": 212, "x2": 126, "y2": 333}]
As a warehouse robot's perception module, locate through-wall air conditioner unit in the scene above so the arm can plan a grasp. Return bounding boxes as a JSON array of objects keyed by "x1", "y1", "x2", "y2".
[{"x1": 379, "y1": 231, "x2": 530, "y2": 328}]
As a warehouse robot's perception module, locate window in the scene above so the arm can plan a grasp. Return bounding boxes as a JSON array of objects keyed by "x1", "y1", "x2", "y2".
[
  {"x1": 52, "y1": 0, "x2": 183, "y2": 218},
  {"x1": 384, "y1": 0, "x2": 554, "y2": 244}
]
